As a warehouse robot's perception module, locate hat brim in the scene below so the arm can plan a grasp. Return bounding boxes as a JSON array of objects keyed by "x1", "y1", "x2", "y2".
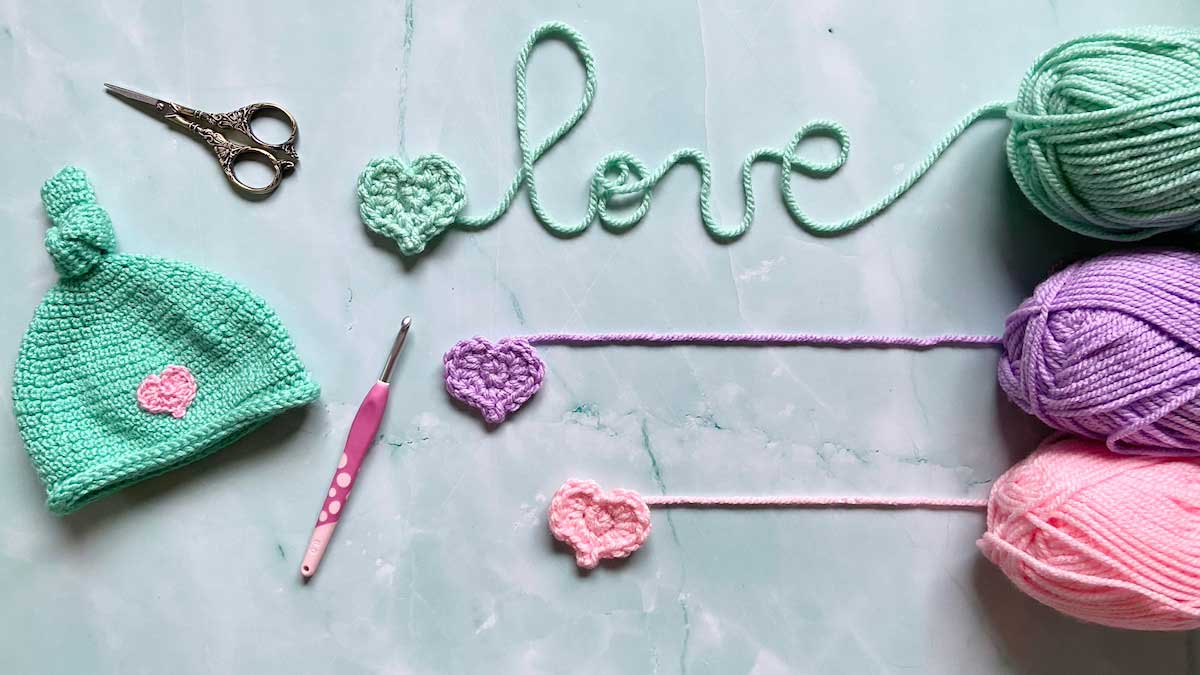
[{"x1": 46, "y1": 374, "x2": 320, "y2": 515}]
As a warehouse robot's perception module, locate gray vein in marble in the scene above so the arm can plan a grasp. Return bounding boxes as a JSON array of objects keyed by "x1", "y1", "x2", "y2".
[
  {"x1": 684, "y1": 411, "x2": 724, "y2": 431},
  {"x1": 508, "y1": 288, "x2": 526, "y2": 324},
  {"x1": 641, "y1": 418, "x2": 692, "y2": 675},
  {"x1": 397, "y1": 0, "x2": 416, "y2": 159},
  {"x1": 385, "y1": 434, "x2": 430, "y2": 453},
  {"x1": 908, "y1": 359, "x2": 933, "y2": 430},
  {"x1": 578, "y1": 248, "x2": 620, "y2": 307},
  {"x1": 726, "y1": 250, "x2": 747, "y2": 320}
]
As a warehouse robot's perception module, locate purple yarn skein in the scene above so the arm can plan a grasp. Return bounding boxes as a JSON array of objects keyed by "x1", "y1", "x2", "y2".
[{"x1": 999, "y1": 248, "x2": 1200, "y2": 456}]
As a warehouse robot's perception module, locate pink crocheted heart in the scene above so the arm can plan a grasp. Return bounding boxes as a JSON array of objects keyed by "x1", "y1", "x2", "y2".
[
  {"x1": 549, "y1": 479, "x2": 652, "y2": 569},
  {"x1": 137, "y1": 365, "x2": 197, "y2": 419},
  {"x1": 443, "y1": 337, "x2": 545, "y2": 424}
]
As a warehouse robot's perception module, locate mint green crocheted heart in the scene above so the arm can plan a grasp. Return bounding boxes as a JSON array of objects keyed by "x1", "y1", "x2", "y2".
[{"x1": 357, "y1": 154, "x2": 467, "y2": 256}]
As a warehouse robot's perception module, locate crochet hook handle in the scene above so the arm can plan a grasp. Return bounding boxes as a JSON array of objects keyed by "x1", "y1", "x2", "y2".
[{"x1": 300, "y1": 317, "x2": 411, "y2": 579}]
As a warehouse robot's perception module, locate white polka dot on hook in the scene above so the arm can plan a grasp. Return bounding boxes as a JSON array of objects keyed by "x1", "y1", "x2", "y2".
[
  {"x1": 319, "y1": 510, "x2": 328, "y2": 522},
  {"x1": 329, "y1": 500, "x2": 341, "y2": 515},
  {"x1": 338, "y1": 453, "x2": 348, "y2": 468},
  {"x1": 336, "y1": 472, "x2": 352, "y2": 488},
  {"x1": 328, "y1": 487, "x2": 337, "y2": 498}
]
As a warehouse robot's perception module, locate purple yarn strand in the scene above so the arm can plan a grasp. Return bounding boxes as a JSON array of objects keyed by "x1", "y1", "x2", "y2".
[
  {"x1": 446, "y1": 249, "x2": 1200, "y2": 455},
  {"x1": 521, "y1": 332, "x2": 1002, "y2": 349},
  {"x1": 445, "y1": 330, "x2": 1000, "y2": 425}
]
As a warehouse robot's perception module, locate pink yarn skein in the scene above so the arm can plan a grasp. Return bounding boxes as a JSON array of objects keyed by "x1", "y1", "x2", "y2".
[{"x1": 979, "y1": 434, "x2": 1200, "y2": 631}]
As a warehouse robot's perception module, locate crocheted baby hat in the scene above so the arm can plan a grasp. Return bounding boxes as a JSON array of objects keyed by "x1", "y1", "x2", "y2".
[{"x1": 12, "y1": 167, "x2": 320, "y2": 515}]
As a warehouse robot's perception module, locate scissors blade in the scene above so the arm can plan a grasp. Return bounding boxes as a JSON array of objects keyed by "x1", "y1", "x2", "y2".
[{"x1": 103, "y1": 83, "x2": 167, "y2": 108}]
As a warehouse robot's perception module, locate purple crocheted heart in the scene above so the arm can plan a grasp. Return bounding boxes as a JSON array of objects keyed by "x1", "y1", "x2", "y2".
[{"x1": 444, "y1": 337, "x2": 545, "y2": 424}]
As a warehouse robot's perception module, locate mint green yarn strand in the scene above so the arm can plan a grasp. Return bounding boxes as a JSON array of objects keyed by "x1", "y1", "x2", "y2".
[
  {"x1": 592, "y1": 140, "x2": 849, "y2": 240},
  {"x1": 778, "y1": 102, "x2": 1011, "y2": 235},
  {"x1": 449, "y1": 21, "x2": 817, "y2": 239},
  {"x1": 452, "y1": 21, "x2": 1013, "y2": 241},
  {"x1": 454, "y1": 21, "x2": 599, "y2": 232},
  {"x1": 592, "y1": 148, "x2": 752, "y2": 239}
]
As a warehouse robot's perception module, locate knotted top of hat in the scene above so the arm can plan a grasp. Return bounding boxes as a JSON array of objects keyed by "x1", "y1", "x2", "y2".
[{"x1": 40, "y1": 166, "x2": 117, "y2": 278}]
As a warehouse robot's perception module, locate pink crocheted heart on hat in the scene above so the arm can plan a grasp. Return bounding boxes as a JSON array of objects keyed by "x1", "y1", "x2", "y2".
[
  {"x1": 443, "y1": 337, "x2": 545, "y2": 424},
  {"x1": 137, "y1": 365, "x2": 197, "y2": 419},
  {"x1": 549, "y1": 479, "x2": 652, "y2": 569}
]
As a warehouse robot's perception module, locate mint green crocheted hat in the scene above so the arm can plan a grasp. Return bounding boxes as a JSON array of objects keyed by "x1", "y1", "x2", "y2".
[{"x1": 12, "y1": 167, "x2": 320, "y2": 514}]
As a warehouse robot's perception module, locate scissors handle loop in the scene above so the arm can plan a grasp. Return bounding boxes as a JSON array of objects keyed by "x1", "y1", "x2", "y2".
[
  {"x1": 163, "y1": 114, "x2": 284, "y2": 196},
  {"x1": 222, "y1": 146, "x2": 284, "y2": 196},
  {"x1": 199, "y1": 102, "x2": 299, "y2": 162}
]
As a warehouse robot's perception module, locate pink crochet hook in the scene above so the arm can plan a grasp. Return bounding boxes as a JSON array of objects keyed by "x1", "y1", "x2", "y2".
[{"x1": 300, "y1": 316, "x2": 411, "y2": 579}]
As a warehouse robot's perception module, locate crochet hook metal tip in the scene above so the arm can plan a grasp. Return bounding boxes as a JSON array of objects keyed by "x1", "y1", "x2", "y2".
[{"x1": 379, "y1": 316, "x2": 412, "y2": 383}]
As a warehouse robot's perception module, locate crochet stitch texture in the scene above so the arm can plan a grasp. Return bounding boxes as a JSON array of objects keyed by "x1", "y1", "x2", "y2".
[
  {"x1": 549, "y1": 479, "x2": 651, "y2": 569},
  {"x1": 358, "y1": 155, "x2": 466, "y2": 256},
  {"x1": 12, "y1": 167, "x2": 320, "y2": 514},
  {"x1": 443, "y1": 337, "x2": 544, "y2": 424}
]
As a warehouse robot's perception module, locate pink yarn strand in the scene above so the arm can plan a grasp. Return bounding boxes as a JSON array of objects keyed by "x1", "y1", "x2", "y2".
[
  {"x1": 522, "y1": 332, "x2": 1001, "y2": 349},
  {"x1": 641, "y1": 494, "x2": 988, "y2": 509}
]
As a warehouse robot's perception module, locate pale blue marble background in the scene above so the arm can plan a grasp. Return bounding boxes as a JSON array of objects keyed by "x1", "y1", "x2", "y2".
[{"x1": 1, "y1": 1, "x2": 1199, "y2": 673}]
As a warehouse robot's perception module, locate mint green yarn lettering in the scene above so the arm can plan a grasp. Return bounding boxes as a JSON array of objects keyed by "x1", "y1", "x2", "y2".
[
  {"x1": 357, "y1": 22, "x2": 1003, "y2": 255},
  {"x1": 358, "y1": 23, "x2": 1200, "y2": 256}
]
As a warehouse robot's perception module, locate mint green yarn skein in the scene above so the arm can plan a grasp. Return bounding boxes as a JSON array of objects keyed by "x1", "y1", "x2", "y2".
[
  {"x1": 689, "y1": 25, "x2": 1200, "y2": 240},
  {"x1": 1005, "y1": 26, "x2": 1200, "y2": 240}
]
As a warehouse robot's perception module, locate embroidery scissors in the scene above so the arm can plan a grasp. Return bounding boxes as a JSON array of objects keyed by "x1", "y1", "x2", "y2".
[{"x1": 104, "y1": 83, "x2": 299, "y2": 196}]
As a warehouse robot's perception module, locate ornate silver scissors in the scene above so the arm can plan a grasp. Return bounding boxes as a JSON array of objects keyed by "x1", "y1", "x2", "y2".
[{"x1": 105, "y1": 83, "x2": 299, "y2": 196}]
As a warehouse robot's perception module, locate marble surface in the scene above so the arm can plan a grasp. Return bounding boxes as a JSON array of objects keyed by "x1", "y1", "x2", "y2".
[{"x1": 1, "y1": 1, "x2": 1199, "y2": 673}]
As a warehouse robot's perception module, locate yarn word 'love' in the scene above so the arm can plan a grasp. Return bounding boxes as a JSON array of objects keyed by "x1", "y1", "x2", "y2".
[{"x1": 361, "y1": 24, "x2": 1200, "y2": 257}]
